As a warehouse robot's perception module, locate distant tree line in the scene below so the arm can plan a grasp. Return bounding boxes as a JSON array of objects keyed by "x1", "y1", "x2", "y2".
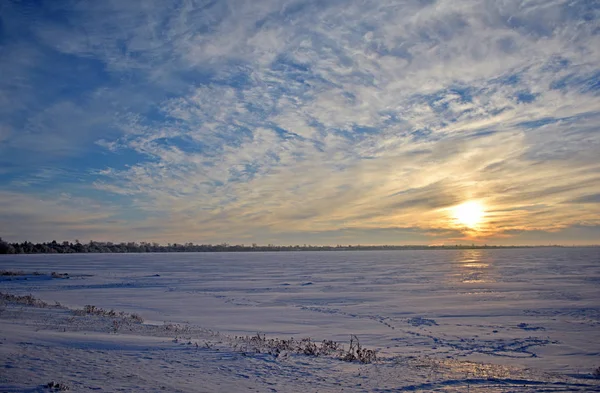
[{"x1": 0, "y1": 237, "x2": 548, "y2": 255}]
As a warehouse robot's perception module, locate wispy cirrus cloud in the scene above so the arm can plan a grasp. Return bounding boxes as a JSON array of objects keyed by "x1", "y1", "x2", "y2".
[{"x1": 0, "y1": 0, "x2": 599, "y2": 244}]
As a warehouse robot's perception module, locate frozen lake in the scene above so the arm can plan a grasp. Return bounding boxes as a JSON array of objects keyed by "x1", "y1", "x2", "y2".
[{"x1": 2, "y1": 247, "x2": 599, "y2": 376}]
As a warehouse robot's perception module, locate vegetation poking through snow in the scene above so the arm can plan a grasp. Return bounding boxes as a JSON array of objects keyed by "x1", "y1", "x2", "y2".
[
  {"x1": 46, "y1": 381, "x2": 69, "y2": 391},
  {"x1": 593, "y1": 366, "x2": 600, "y2": 379},
  {"x1": 0, "y1": 292, "x2": 65, "y2": 308},
  {"x1": 1, "y1": 270, "x2": 44, "y2": 276},
  {"x1": 72, "y1": 305, "x2": 144, "y2": 323},
  {"x1": 1, "y1": 292, "x2": 144, "y2": 330},
  {"x1": 112, "y1": 319, "x2": 122, "y2": 333},
  {"x1": 1, "y1": 291, "x2": 378, "y2": 362},
  {"x1": 340, "y1": 335, "x2": 377, "y2": 363},
  {"x1": 1, "y1": 270, "x2": 26, "y2": 276},
  {"x1": 0, "y1": 270, "x2": 70, "y2": 279},
  {"x1": 230, "y1": 333, "x2": 376, "y2": 363}
]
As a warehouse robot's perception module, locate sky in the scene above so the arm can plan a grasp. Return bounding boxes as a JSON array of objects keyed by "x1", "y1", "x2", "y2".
[{"x1": 0, "y1": 0, "x2": 599, "y2": 246}]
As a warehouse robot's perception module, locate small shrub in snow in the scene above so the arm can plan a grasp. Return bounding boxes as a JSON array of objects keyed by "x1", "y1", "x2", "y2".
[
  {"x1": 130, "y1": 313, "x2": 144, "y2": 323},
  {"x1": 46, "y1": 381, "x2": 69, "y2": 391},
  {"x1": 340, "y1": 335, "x2": 377, "y2": 364},
  {"x1": 593, "y1": 366, "x2": 600, "y2": 379}
]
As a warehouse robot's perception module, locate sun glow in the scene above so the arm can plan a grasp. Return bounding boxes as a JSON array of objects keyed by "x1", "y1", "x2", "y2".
[{"x1": 453, "y1": 201, "x2": 485, "y2": 228}]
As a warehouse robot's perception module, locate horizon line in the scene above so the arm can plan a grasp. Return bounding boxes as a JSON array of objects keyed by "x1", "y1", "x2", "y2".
[{"x1": 1, "y1": 238, "x2": 599, "y2": 251}]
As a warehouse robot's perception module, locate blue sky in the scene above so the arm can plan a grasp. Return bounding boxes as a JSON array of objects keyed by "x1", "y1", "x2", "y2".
[{"x1": 1, "y1": 0, "x2": 599, "y2": 245}]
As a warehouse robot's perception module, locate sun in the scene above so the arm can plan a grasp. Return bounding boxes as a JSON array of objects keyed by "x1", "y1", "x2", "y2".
[{"x1": 452, "y1": 201, "x2": 485, "y2": 228}]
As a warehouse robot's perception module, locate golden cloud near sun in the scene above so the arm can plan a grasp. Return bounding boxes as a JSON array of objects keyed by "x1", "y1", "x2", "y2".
[{"x1": 452, "y1": 201, "x2": 485, "y2": 228}]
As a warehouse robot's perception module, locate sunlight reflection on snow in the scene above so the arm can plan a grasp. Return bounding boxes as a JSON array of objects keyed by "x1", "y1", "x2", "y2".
[{"x1": 451, "y1": 249, "x2": 497, "y2": 284}]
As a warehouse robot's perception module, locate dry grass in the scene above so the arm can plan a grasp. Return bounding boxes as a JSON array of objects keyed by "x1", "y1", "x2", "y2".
[
  {"x1": 1, "y1": 270, "x2": 45, "y2": 276},
  {"x1": 46, "y1": 381, "x2": 69, "y2": 391},
  {"x1": 231, "y1": 333, "x2": 376, "y2": 363},
  {"x1": 0, "y1": 270, "x2": 25, "y2": 276},
  {"x1": 2, "y1": 291, "x2": 376, "y2": 363},
  {"x1": 340, "y1": 334, "x2": 377, "y2": 363},
  {"x1": 0, "y1": 292, "x2": 65, "y2": 308},
  {"x1": 1, "y1": 292, "x2": 144, "y2": 331},
  {"x1": 1, "y1": 270, "x2": 69, "y2": 279},
  {"x1": 72, "y1": 304, "x2": 144, "y2": 323}
]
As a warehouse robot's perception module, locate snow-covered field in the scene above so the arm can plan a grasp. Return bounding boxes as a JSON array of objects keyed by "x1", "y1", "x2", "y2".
[{"x1": 1, "y1": 248, "x2": 599, "y2": 392}]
